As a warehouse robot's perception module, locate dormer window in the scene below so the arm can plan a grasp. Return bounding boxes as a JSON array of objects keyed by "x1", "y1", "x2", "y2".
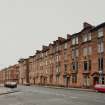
[
  {"x1": 83, "y1": 33, "x2": 91, "y2": 42},
  {"x1": 72, "y1": 37, "x2": 78, "y2": 45},
  {"x1": 83, "y1": 34, "x2": 87, "y2": 42},
  {"x1": 98, "y1": 28, "x2": 103, "y2": 38}
]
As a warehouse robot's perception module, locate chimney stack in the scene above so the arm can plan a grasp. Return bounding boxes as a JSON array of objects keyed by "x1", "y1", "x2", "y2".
[{"x1": 83, "y1": 22, "x2": 93, "y2": 28}]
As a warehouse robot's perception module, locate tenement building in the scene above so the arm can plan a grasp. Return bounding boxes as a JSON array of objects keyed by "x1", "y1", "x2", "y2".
[
  {"x1": 0, "y1": 22, "x2": 105, "y2": 88},
  {"x1": 0, "y1": 64, "x2": 19, "y2": 84},
  {"x1": 0, "y1": 69, "x2": 6, "y2": 84},
  {"x1": 18, "y1": 58, "x2": 29, "y2": 84},
  {"x1": 17, "y1": 22, "x2": 105, "y2": 88}
]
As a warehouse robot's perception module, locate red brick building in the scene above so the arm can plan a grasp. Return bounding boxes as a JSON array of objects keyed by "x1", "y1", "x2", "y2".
[
  {"x1": 0, "y1": 22, "x2": 105, "y2": 88},
  {"x1": 27, "y1": 22, "x2": 105, "y2": 88},
  {"x1": 18, "y1": 58, "x2": 29, "y2": 84},
  {"x1": 0, "y1": 69, "x2": 6, "y2": 84},
  {"x1": 0, "y1": 64, "x2": 19, "y2": 84}
]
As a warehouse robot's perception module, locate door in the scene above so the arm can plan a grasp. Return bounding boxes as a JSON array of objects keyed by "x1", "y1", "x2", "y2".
[
  {"x1": 93, "y1": 77, "x2": 99, "y2": 86},
  {"x1": 66, "y1": 77, "x2": 70, "y2": 87}
]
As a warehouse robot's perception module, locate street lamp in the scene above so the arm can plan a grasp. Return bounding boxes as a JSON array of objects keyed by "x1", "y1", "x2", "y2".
[
  {"x1": 99, "y1": 70, "x2": 102, "y2": 84},
  {"x1": 98, "y1": 37, "x2": 104, "y2": 84}
]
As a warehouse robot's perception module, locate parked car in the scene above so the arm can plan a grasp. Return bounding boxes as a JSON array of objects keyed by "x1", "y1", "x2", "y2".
[
  {"x1": 94, "y1": 84, "x2": 105, "y2": 92},
  {"x1": 23, "y1": 82, "x2": 30, "y2": 86},
  {"x1": 4, "y1": 81, "x2": 17, "y2": 88}
]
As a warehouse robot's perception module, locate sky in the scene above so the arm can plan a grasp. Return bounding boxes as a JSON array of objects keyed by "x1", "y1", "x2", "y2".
[{"x1": 0, "y1": 0, "x2": 105, "y2": 69}]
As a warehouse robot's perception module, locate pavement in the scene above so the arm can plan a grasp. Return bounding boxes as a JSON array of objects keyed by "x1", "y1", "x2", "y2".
[
  {"x1": 42, "y1": 85, "x2": 96, "y2": 92},
  {"x1": 0, "y1": 86, "x2": 19, "y2": 95},
  {"x1": 0, "y1": 85, "x2": 105, "y2": 105}
]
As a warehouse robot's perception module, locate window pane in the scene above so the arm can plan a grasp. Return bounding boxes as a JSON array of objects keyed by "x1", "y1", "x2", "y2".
[
  {"x1": 64, "y1": 64, "x2": 67, "y2": 71},
  {"x1": 88, "y1": 33, "x2": 91, "y2": 40},
  {"x1": 76, "y1": 62, "x2": 78, "y2": 70},
  {"x1": 76, "y1": 37, "x2": 78, "y2": 44},
  {"x1": 89, "y1": 60, "x2": 91, "y2": 70},
  {"x1": 72, "y1": 50, "x2": 75, "y2": 58},
  {"x1": 83, "y1": 34, "x2": 88, "y2": 42},
  {"x1": 98, "y1": 41, "x2": 104, "y2": 53},
  {"x1": 98, "y1": 58, "x2": 103, "y2": 70},
  {"x1": 100, "y1": 42, "x2": 104, "y2": 52},
  {"x1": 76, "y1": 49, "x2": 79, "y2": 57},
  {"x1": 64, "y1": 51, "x2": 67, "y2": 60},
  {"x1": 72, "y1": 75, "x2": 77, "y2": 83},
  {"x1": 72, "y1": 62, "x2": 75, "y2": 70},
  {"x1": 56, "y1": 46, "x2": 59, "y2": 51},
  {"x1": 84, "y1": 61, "x2": 88, "y2": 71},
  {"x1": 56, "y1": 55, "x2": 59, "y2": 62},
  {"x1": 64, "y1": 43, "x2": 67, "y2": 49},
  {"x1": 98, "y1": 43, "x2": 101, "y2": 53},
  {"x1": 56, "y1": 65, "x2": 60, "y2": 73},
  {"x1": 88, "y1": 47, "x2": 92, "y2": 55},
  {"x1": 45, "y1": 61, "x2": 47, "y2": 65},
  {"x1": 83, "y1": 47, "x2": 87, "y2": 56},
  {"x1": 98, "y1": 28, "x2": 103, "y2": 37},
  {"x1": 72, "y1": 62, "x2": 78, "y2": 71},
  {"x1": 72, "y1": 38, "x2": 75, "y2": 45}
]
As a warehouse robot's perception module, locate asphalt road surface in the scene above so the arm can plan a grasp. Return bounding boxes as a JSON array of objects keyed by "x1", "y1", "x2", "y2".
[{"x1": 0, "y1": 85, "x2": 105, "y2": 105}]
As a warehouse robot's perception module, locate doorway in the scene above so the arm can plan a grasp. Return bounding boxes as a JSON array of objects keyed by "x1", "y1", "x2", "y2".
[
  {"x1": 64, "y1": 77, "x2": 70, "y2": 87},
  {"x1": 66, "y1": 77, "x2": 70, "y2": 87},
  {"x1": 93, "y1": 77, "x2": 99, "y2": 85}
]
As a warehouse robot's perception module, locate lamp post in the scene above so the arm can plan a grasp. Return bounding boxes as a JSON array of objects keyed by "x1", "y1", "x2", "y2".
[
  {"x1": 98, "y1": 39, "x2": 103, "y2": 84},
  {"x1": 99, "y1": 70, "x2": 102, "y2": 84}
]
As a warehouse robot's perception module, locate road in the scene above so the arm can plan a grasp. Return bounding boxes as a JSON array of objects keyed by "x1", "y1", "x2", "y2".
[{"x1": 0, "y1": 85, "x2": 105, "y2": 105}]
